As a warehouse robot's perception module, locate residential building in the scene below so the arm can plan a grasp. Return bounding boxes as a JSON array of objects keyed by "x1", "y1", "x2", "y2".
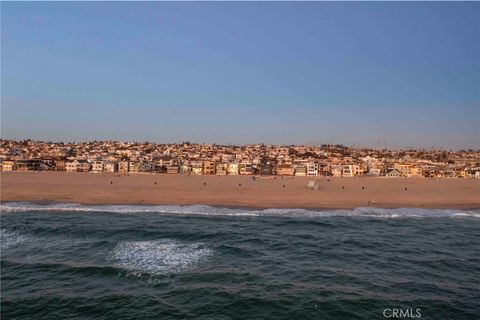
[
  {"x1": 294, "y1": 165, "x2": 307, "y2": 176},
  {"x1": 331, "y1": 166, "x2": 343, "y2": 177},
  {"x1": 77, "y1": 161, "x2": 91, "y2": 172},
  {"x1": 55, "y1": 160, "x2": 66, "y2": 171},
  {"x1": 307, "y1": 163, "x2": 318, "y2": 176},
  {"x1": 2, "y1": 160, "x2": 15, "y2": 171},
  {"x1": 118, "y1": 161, "x2": 129, "y2": 173},
  {"x1": 180, "y1": 164, "x2": 192, "y2": 174},
  {"x1": 91, "y1": 160, "x2": 104, "y2": 173},
  {"x1": 276, "y1": 165, "x2": 294, "y2": 176},
  {"x1": 386, "y1": 168, "x2": 402, "y2": 177},
  {"x1": 203, "y1": 161, "x2": 215, "y2": 175},
  {"x1": 216, "y1": 163, "x2": 228, "y2": 175},
  {"x1": 227, "y1": 163, "x2": 239, "y2": 175},
  {"x1": 104, "y1": 161, "x2": 117, "y2": 173},
  {"x1": 192, "y1": 161, "x2": 203, "y2": 175},
  {"x1": 239, "y1": 163, "x2": 254, "y2": 175},
  {"x1": 167, "y1": 165, "x2": 179, "y2": 174},
  {"x1": 129, "y1": 161, "x2": 140, "y2": 173},
  {"x1": 65, "y1": 160, "x2": 80, "y2": 172}
]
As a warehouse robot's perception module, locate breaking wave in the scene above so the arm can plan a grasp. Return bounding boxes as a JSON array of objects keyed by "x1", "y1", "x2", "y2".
[
  {"x1": 0, "y1": 229, "x2": 27, "y2": 249},
  {"x1": 108, "y1": 239, "x2": 212, "y2": 275},
  {"x1": 1, "y1": 202, "x2": 479, "y2": 218}
]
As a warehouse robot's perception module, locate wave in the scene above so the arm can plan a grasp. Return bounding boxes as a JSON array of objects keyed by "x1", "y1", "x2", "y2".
[
  {"x1": 0, "y1": 229, "x2": 28, "y2": 249},
  {"x1": 108, "y1": 239, "x2": 212, "y2": 275},
  {"x1": 1, "y1": 227, "x2": 212, "y2": 276},
  {"x1": 1, "y1": 202, "x2": 479, "y2": 219}
]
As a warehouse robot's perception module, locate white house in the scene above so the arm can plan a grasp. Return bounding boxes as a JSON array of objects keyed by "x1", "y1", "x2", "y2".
[
  {"x1": 307, "y1": 163, "x2": 318, "y2": 176},
  {"x1": 65, "y1": 160, "x2": 80, "y2": 172},
  {"x1": 104, "y1": 161, "x2": 117, "y2": 173},
  {"x1": 227, "y1": 163, "x2": 240, "y2": 175},
  {"x1": 2, "y1": 160, "x2": 15, "y2": 171},
  {"x1": 91, "y1": 160, "x2": 104, "y2": 173},
  {"x1": 342, "y1": 165, "x2": 354, "y2": 177},
  {"x1": 331, "y1": 165, "x2": 343, "y2": 177},
  {"x1": 216, "y1": 163, "x2": 228, "y2": 175}
]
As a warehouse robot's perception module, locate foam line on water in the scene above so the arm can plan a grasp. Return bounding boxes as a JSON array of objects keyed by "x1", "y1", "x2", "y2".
[
  {"x1": 1, "y1": 202, "x2": 479, "y2": 218},
  {"x1": 0, "y1": 229, "x2": 28, "y2": 249},
  {"x1": 108, "y1": 239, "x2": 212, "y2": 275}
]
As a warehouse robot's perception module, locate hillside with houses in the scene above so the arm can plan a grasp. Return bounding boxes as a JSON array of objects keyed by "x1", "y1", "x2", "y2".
[{"x1": 1, "y1": 139, "x2": 479, "y2": 179}]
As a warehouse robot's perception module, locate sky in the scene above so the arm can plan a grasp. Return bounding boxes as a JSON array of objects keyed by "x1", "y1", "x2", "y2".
[{"x1": 1, "y1": 2, "x2": 479, "y2": 149}]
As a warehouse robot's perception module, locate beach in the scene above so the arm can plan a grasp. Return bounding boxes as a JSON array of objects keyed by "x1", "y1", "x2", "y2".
[{"x1": 1, "y1": 171, "x2": 479, "y2": 209}]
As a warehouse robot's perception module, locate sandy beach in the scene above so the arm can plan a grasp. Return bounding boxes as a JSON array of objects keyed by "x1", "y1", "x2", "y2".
[{"x1": 1, "y1": 171, "x2": 479, "y2": 209}]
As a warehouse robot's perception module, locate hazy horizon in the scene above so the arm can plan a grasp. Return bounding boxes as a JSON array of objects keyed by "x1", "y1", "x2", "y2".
[{"x1": 1, "y1": 2, "x2": 479, "y2": 149}]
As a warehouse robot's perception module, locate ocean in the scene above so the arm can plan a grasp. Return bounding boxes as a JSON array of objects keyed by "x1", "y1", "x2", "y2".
[{"x1": 1, "y1": 202, "x2": 479, "y2": 320}]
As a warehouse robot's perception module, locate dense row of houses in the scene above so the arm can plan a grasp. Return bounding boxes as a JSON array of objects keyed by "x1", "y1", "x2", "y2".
[
  {"x1": 1, "y1": 139, "x2": 479, "y2": 178},
  {"x1": 2, "y1": 157, "x2": 480, "y2": 178}
]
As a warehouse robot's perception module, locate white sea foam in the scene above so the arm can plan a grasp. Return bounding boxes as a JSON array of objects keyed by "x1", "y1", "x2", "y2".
[
  {"x1": 1, "y1": 202, "x2": 479, "y2": 218},
  {"x1": 0, "y1": 229, "x2": 27, "y2": 249},
  {"x1": 109, "y1": 239, "x2": 212, "y2": 275}
]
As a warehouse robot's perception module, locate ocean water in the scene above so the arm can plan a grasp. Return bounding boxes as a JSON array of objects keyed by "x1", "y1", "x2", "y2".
[{"x1": 1, "y1": 203, "x2": 479, "y2": 320}]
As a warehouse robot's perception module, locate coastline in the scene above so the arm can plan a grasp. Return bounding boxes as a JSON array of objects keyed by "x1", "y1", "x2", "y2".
[{"x1": 1, "y1": 172, "x2": 480, "y2": 210}]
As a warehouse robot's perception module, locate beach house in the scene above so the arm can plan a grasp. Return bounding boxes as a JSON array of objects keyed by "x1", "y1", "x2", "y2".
[
  {"x1": 239, "y1": 163, "x2": 254, "y2": 175},
  {"x1": 16, "y1": 160, "x2": 44, "y2": 171},
  {"x1": 192, "y1": 161, "x2": 204, "y2": 175},
  {"x1": 55, "y1": 160, "x2": 66, "y2": 171},
  {"x1": 118, "y1": 161, "x2": 129, "y2": 173},
  {"x1": 104, "y1": 161, "x2": 117, "y2": 173},
  {"x1": 216, "y1": 163, "x2": 228, "y2": 175},
  {"x1": 139, "y1": 161, "x2": 155, "y2": 172},
  {"x1": 341, "y1": 165, "x2": 354, "y2": 177},
  {"x1": 178, "y1": 163, "x2": 191, "y2": 174},
  {"x1": 465, "y1": 168, "x2": 480, "y2": 179},
  {"x1": 318, "y1": 163, "x2": 331, "y2": 176},
  {"x1": 77, "y1": 160, "x2": 91, "y2": 172},
  {"x1": 128, "y1": 161, "x2": 140, "y2": 173},
  {"x1": 294, "y1": 165, "x2": 307, "y2": 176},
  {"x1": 421, "y1": 166, "x2": 437, "y2": 178},
  {"x1": 65, "y1": 160, "x2": 80, "y2": 172},
  {"x1": 259, "y1": 163, "x2": 274, "y2": 175},
  {"x1": 440, "y1": 169, "x2": 456, "y2": 178},
  {"x1": 276, "y1": 164, "x2": 294, "y2": 176},
  {"x1": 307, "y1": 163, "x2": 319, "y2": 176},
  {"x1": 394, "y1": 163, "x2": 422, "y2": 177},
  {"x1": 331, "y1": 165, "x2": 343, "y2": 177},
  {"x1": 454, "y1": 167, "x2": 465, "y2": 178},
  {"x1": 2, "y1": 160, "x2": 15, "y2": 171},
  {"x1": 91, "y1": 160, "x2": 105, "y2": 173},
  {"x1": 203, "y1": 161, "x2": 216, "y2": 175},
  {"x1": 227, "y1": 163, "x2": 240, "y2": 175},
  {"x1": 385, "y1": 168, "x2": 402, "y2": 177},
  {"x1": 166, "y1": 165, "x2": 179, "y2": 174}
]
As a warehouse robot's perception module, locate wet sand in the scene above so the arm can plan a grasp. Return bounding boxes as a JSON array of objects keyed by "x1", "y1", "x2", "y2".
[{"x1": 1, "y1": 171, "x2": 479, "y2": 209}]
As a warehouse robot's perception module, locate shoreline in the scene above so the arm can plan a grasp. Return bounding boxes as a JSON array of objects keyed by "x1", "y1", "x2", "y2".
[
  {"x1": 1, "y1": 172, "x2": 479, "y2": 210},
  {"x1": 2, "y1": 199, "x2": 480, "y2": 211}
]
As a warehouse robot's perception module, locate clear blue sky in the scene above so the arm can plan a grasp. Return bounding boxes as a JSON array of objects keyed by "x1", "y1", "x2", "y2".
[{"x1": 1, "y1": 2, "x2": 479, "y2": 149}]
